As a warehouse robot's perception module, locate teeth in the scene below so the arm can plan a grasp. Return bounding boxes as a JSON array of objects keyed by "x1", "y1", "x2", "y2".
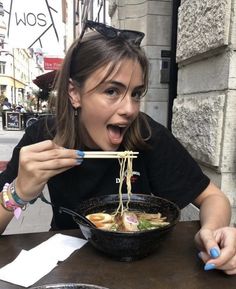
[{"x1": 115, "y1": 124, "x2": 127, "y2": 128}]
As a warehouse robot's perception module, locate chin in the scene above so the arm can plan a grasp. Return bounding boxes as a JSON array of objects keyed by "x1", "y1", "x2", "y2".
[{"x1": 101, "y1": 143, "x2": 120, "y2": 151}]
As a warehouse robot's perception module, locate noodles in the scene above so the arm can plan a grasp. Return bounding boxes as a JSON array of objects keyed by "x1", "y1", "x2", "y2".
[
  {"x1": 86, "y1": 151, "x2": 169, "y2": 232},
  {"x1": 85, "y1": 151, "x2": 170, "y2": 232},
  {"x1": 115, "y1": 151, "x2": 134, "y2": 216}
]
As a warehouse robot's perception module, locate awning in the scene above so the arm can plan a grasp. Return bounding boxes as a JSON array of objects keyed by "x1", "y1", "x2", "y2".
[{"x1": 33, "y1": 70, "x2": 58, "y2": 90}]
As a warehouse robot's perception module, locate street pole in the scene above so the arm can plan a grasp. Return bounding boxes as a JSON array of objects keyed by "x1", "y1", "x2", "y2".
[{"x1": 12, "y1": 49, "x2": 16, "y2": 104}]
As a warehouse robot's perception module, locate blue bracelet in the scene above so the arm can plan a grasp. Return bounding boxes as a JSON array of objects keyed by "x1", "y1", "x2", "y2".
[{"x1": 9, "y1": 182, "x2": 28, "y2": 206}]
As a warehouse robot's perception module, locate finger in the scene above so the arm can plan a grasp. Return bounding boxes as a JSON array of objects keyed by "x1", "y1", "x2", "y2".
[
  {"x1": 40, "y1": 158, "x2": 81, "y2": 170},
  {"x1": 20, "y1": 158, "x2": 81, "y2": 178},
  {"x1": 200, "y1": 229, "x2": 236, "y2": 273},
  {"x1": 198, "y1": 229, "x2": 221, "y2": 256},
  {"x1": 215, "y1": 257, "x2": 236, "y2": 272},
  {"x1": 224, "y1": 267, "x2": 236, "y2": 275},
  {"x1": 21, "y1": 140, "x2": 60, "y2": 153},
  {"x1": 204, "y1": 255, "x2": 236, "y2": 273},
  {"x1": 206, "y1": 228, "x2": 236, "y2": 268},
  {"x1": 22, "y1": 146, "x2": 84, "y2": 163},
  {"x1": 198, "y1": 251, "x2": 210, "y2": 263},
  {"x1": 22, "y1": 148, "x2": 80, "y2": 163}
]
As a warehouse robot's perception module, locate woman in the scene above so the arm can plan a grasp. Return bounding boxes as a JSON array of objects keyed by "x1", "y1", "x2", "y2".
[{"x1": 0, "y1": 21, "x2": 236, "y2": 274}]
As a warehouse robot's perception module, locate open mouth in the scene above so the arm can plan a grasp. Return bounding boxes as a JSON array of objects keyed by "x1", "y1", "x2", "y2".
[{"x1": 107, "y1": 124, "x2": 127, "y2": 144}]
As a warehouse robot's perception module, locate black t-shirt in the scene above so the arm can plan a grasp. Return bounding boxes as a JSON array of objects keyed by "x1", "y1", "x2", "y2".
[{"x1": 0, "y1": 113, "x2": 210, "y2": 230}]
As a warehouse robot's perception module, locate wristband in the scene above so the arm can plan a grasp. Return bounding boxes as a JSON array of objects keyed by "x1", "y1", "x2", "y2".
[{"x1": 9, "y1": 181, "x2": 28, "y2": 206}]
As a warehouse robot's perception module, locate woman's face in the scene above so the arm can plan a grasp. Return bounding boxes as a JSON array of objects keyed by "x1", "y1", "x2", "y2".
[{"x1": 69, "y1": 58, "x2": 145, "y2": 150}]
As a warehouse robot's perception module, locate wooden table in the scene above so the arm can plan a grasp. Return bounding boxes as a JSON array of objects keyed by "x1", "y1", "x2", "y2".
[{"x1": 0, "y1": 221, "x2": 235, "y2": 289}]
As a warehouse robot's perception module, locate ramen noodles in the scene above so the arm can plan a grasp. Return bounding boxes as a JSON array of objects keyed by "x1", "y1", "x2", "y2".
[
  {"x1": 86, "y1": 151, "x2": 169, "y2": 232},
  {"x1": 115, "y1": 151, "x2": 134, "y2": 216}
]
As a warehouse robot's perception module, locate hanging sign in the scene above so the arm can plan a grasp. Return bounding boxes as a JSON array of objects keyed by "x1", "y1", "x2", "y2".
[{"x1": 4, "y1": 0, "x2": 63, "y2": 52}]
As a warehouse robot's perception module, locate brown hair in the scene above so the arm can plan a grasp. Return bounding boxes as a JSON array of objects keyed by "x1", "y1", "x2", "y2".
[{"x1": 52, "y1": 31, "x2": 151, "y2": 150}]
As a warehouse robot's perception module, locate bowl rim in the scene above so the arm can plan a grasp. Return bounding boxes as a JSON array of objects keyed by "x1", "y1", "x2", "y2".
[
  {"x1": 74, "y1": 193, "x2": 180, "y2": 234},
  {"x1": 30, "y1": 283, "x2": 110, "y2": 289}
]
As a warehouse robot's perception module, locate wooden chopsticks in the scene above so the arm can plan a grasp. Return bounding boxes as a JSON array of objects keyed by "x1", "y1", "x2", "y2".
[{"x1": 83, "y1": 151, "x2": 139, "y2": 159}]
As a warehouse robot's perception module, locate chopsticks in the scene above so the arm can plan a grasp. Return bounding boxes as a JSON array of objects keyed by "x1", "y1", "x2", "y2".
[{"x1": 83, "y1": 151, "x2": 139, "y2": 159}]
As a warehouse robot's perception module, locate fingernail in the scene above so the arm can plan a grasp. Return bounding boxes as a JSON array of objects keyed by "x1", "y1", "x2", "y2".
[
  {"x1": 76, "y1": 158, "x2": 83, "y2": 165},
  {"x1": 76, "y1": 150, "x2": 85, "y2": 157},
  {"x1": 210, "y1": 248, "x2": 220, "y2": 258},
  {"x1": 198, "y1": 252, "x2": 202, "y2": 259},
  {"x1": 204, "y1": 263, "x2": 216, "y2": 271}
]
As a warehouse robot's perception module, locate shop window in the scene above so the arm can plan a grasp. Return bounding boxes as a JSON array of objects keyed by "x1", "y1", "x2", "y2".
[
  {"x1": 0, "y1": 61, "x2": 6, "y2": 74},
  {"x1": 0, "y1": 85, "x2": 7, "y2": 96}
]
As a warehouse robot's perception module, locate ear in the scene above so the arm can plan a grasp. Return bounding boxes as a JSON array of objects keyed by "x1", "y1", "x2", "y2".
[{"x1": 68, "y1": 79, "x2": 81, "y2": 108}]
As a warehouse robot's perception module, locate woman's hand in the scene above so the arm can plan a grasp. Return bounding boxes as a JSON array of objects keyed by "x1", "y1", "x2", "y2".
[
  {"x1": 15, "y1": 140, "x2": 83, "y2": 202},
  {"x1": 195, "y1": 226, "x2": 236, "y2": 275}
]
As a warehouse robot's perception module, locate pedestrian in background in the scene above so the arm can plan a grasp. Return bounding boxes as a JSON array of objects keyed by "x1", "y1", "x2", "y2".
[{"x1": 1, "y1": 97, "x2": 11, "y2": 110}]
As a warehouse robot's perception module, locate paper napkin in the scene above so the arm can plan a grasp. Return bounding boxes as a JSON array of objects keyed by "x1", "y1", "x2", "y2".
[{"x1": 0, "y1": 233, "x2": 87, "y2": 287}]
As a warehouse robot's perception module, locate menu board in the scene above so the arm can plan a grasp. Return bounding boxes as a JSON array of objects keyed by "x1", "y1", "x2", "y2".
[{"x1": 5, "y1": 112, "x2": 22, "y2": 130}]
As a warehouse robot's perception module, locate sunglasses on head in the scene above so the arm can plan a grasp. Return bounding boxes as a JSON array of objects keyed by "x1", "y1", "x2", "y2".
[
  {"x1": 83, "y1": 20, "x2": 145, "y2": 46},
  {"x1": 70, "y1": 21, "x2": 145, "y2": 77}
]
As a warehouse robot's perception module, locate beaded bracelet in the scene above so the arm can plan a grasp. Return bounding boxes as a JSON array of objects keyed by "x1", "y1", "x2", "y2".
[
  {"x1": 0, "y1": 190, "x2": 13, "y2": 212},
  {"x1": 9, "y1": 181, "x2": 28, "y2": 206},
  {"x1": 1, "y1": 183, "x2": 27, "y2": 219}
]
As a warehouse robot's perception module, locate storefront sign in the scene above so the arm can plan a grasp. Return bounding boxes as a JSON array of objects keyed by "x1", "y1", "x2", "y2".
[{"x1": 44, "y1": 57, "x2": 63, "y2": 70}]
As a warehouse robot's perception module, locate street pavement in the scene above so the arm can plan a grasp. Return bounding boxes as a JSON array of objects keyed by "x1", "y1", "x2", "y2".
[{"x1": 0, "y1": 117, "x2": 52, "y2": 235}]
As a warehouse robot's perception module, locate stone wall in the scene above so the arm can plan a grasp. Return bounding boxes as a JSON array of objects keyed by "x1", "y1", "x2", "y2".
[{"x1": 172, "y1": 0, "x2": 236, "y2": 224}]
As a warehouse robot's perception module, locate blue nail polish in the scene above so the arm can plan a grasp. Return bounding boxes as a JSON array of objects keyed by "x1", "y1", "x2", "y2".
[
  {"x1": 76, "y1": 158, "x2": 83, "y2": 165},
  {"x1": 76, "y1": 150, "x2": 85, "y2": 157},
  {"x1": 210, "y1": 248, "x2": 220, "y2": 258},
  {"x1": 204, "y1": 263, "x2": 216, "y2": 271}
]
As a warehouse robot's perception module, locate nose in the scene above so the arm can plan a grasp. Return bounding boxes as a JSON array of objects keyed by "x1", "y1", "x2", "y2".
[{"x1": 117, "y1": 94, "x2": 139, "y2": 117}]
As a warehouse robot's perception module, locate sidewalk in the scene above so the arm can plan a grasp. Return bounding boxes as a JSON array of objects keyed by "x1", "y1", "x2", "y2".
[{"x1": 0, "y1": 117, "x2": 52, "y2": 235}]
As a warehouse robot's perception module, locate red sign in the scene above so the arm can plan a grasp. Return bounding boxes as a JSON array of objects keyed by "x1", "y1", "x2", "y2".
[{"x1": 44, "y1": 57, "x2": 63, "y2": 70}]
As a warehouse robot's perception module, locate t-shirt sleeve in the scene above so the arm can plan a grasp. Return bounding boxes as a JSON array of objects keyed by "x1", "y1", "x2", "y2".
[{"x1": 144, "y1": 121, "x2": 210, "y2": 209}]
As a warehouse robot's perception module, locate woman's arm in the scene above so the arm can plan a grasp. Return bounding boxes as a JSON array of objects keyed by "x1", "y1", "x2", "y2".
[
  {"x1": 194, "y1": 182, "x2": 231, "y2": 229},
  {"x1": 0, "y1": 140, "x2": 83, "y2": 235},
  {"x1": 194, "y1": 182, "x2": 236, "y2": 275},
  {"x1": 0, "y1": 206, "x2": 14, "y2": 234}
]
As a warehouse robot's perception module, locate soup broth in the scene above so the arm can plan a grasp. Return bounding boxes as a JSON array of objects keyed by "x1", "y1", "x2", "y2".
[{"x1": 86, "y1": 210, "x2": 170, "y2": 232}]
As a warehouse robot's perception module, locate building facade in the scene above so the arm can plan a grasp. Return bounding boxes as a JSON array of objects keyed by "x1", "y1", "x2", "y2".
[{"x1": 0, "y1": 48, "x2": 37, "y2": 105}]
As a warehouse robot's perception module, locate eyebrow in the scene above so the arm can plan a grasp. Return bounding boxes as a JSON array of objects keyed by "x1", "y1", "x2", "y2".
[{"x1": 103, "y1": 80, "x2": 145, "y2": 90}]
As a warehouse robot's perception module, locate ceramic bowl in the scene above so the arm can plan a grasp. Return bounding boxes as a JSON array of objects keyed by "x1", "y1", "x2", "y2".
[{"x1": 74, "y1": 194, "x2": 180, "y2": 261}]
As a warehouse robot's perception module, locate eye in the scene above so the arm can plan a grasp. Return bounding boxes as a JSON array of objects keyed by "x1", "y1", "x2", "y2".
[
  {"x1": 132, "y1": 89, "x2": 145, "y2": 101},
  {"x1": 104, "y1": 87, "x2": 120, "y2": 98}
]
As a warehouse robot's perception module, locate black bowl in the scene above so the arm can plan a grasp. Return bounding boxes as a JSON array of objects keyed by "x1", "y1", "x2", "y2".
[
  {"x1": 74, "y1": 194, "x2": 180, "y2": 261},
  {"x1": 31, "y1": 284, "x2": 110, "y2": 289}
]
